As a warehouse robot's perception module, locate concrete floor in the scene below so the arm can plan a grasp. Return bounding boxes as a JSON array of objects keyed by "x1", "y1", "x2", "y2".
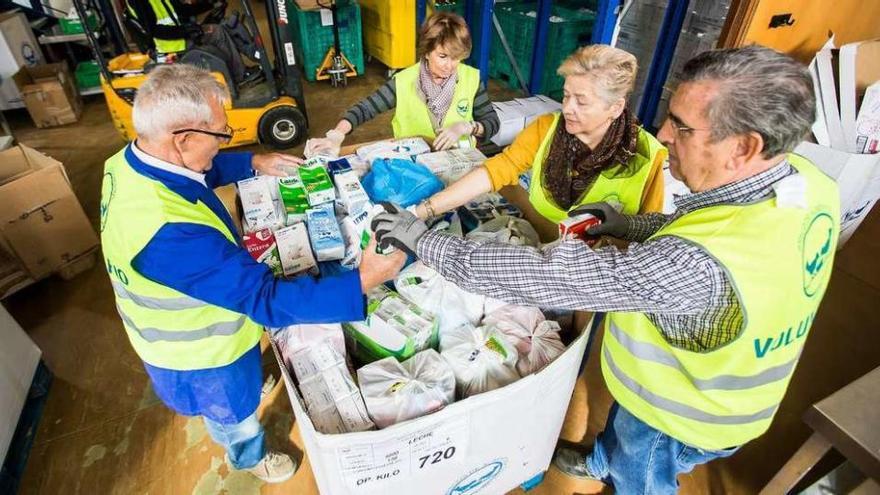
[{"x1": 4, "y1": 59, "x2": 880, "y2": 494}]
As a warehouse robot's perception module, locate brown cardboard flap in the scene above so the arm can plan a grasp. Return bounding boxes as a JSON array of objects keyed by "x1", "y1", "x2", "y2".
[
  {"x1": 0, "y1": 165, "x2": 73, "y2": 224},
  {"x1": 0, "y1": 147, "x2": 34, "y2": 185},
  {"x1": 1, "y1": 195, "x2": 99, "y2": 279}
]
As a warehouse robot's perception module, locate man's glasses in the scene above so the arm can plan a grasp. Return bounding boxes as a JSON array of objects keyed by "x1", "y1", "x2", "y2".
[
  {"x1": 663, "y1": 115, "x2": 711, "y2": 138},
  {"x1": 172, "y1": 124, "x2": 234, "y2": 144}
]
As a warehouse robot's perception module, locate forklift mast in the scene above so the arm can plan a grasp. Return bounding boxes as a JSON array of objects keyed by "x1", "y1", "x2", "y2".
[{"x1": 260, "y1": 0, "x2": 309, "y2": 124}]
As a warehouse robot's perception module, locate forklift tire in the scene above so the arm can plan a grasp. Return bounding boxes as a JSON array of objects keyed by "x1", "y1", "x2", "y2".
[{"x1": 258, "y1": 106, "x2": 307, "y2": 149}]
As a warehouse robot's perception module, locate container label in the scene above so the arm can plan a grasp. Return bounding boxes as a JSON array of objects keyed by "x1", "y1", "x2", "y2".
[
  {"x1": 285, "y1": 42, "x2": 296, "y2": 66},
  {"x1": 337, "y1": 416, "x2": 470, "y2": 491}
]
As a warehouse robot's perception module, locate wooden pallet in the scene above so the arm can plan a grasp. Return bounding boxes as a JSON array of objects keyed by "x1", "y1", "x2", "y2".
[{"x1": 0, "y1": 249, "x2": 99, "y2": 299}]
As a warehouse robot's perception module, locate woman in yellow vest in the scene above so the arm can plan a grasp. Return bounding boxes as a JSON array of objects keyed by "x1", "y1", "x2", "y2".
[
  {"x1": 413, "y1": 45, "x2": 666, "y2": 223},
  {"x1": 309, "y1": 12, "x2": 500, "y2": 154}
]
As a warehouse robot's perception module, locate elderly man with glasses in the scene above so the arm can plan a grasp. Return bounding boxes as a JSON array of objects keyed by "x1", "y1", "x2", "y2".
[
  {"x1": 372, "y1": 45, "x2": 841, "y2": 493},
  {"x1": 100, "y1": 64, "x2": 405, "y2": 483}
]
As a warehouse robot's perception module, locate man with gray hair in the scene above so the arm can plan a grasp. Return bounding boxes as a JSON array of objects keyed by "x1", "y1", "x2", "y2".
[
  {"x1": 101, "y1": 64, "x2": 405, "y2": 483},
  {"x1": 371, "y1": 45, "x2": 840, "y2": 493}
]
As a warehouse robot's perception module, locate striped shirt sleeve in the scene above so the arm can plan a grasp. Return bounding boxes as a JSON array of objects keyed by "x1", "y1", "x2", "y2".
[
  {"x1": 473, "y1": 84, "x2": 500, "y2": 142},
  {"x1": 343, "y1": 78, "x2": 397, "y2": 129}
]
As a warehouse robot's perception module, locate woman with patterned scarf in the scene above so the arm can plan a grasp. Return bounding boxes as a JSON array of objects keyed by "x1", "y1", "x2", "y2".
[
  {"x1": 413, "y1": 45, "x2": 667, "y2": 226},
  {"x1": 308, "y1": 11, "x2": 500, "y2": 155}
]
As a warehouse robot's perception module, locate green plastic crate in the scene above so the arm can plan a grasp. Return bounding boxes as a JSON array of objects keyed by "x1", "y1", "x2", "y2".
[
  {"x1": 490, "y1": 2, "x2": 595, "y2": 98},
  {"x1": 75, "y1": 60, "x2": 101, "y2": 89},
  {"x1": 59, "y1": 11, "x2": 98, "y2": 35},
  {"x1": 289, "y1": 1, "x2": 364, "y2": 82}
]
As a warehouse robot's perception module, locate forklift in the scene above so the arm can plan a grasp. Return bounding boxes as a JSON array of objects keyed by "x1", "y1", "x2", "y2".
[{"x1": 72, "y1": 0, "x2": 309, "y2": 148}]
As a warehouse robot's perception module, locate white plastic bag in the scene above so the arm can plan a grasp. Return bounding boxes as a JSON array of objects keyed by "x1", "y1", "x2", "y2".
[
  {"x1": 483, "y1": 306, "x2": 565, "y2": 376},
  {"x1": 439, "y1": 324, "x2": 520, "y2": 398},
  {"x1": 357, "y1": 349, "x2": 456, "y2": 428},
  {"x1": 395, "y1": 262, "x2": 485, "y2": 332},
  {"x1": 465, "y1": 215, "x2": 540, "y2": 247}
]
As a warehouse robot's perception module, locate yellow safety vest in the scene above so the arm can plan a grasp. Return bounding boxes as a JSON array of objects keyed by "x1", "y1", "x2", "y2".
[
  {"x1": 602, "y1": 154, "x2": 840, "y2": 450},
  {"x1": 391, "y1": 62, "x2": 480, "y2": 147},
  {"x1": 100, "y1": 146, "x2": 262, "y2": 370},
  {"x1": 127, "y1": 0, "x2": 186, "y2": 54},
  {"x1": 528, "y1": 112, "x2": 666, "y2": 223}
]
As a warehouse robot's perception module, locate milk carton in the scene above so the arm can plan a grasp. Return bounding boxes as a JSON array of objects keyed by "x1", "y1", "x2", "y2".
[
  {"x1": 339, "y1": 207, "x2": 371, "y2": 269},
  {"x1": 559, "y1": 213, "x2": 602, "y2": 246},
  {"x1": 278, "y1": 174, "x2": 310, "y2": 223},
  {"x1": 238, "y1": 176, "x2": 283, "y2": 230},
  {"x1": 334, "y1": 171, "x2": 370, "y2": 215},
  {"x1": 306, "y1": 206, "x2": 345, "y2": 261},
  {"x1": 242, "y1": 228, "x2": 283, "y2": 276},
  {"x1": 299, "y1": 157, "x2": 336, "y2": 206},
  {"x1": 416, "y1": 148, "x2": 487, "y2": 185},
  {"x1": 274, "y1": 223, "x2": 318, "y2": 276}
]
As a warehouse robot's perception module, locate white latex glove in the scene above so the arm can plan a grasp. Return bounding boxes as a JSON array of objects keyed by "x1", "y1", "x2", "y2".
[
  {"x1": 304, "y1": 129, "x2": 346, "y2": 159},
  {"x1": 433, "y1": 121, "x2": 474, "y2": 151}
]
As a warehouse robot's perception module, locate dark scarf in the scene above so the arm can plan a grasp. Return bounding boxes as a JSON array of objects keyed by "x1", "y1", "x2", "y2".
[{"x1": 543, "y1": 109, "x2": 640, "y2": 210}]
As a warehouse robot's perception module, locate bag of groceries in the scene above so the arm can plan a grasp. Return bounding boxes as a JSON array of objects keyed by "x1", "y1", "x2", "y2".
[{"x1": 439, "y1": 324, "x2": 520, "y2": 398}]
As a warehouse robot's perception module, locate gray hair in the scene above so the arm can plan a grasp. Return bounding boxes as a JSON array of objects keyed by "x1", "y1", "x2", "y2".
[
  {"x1": 132, "y1": 64, "x2": 228, "y2": 141},
  {"x1": 679, "y1": 45, "x2": 815, "y2": 158}
]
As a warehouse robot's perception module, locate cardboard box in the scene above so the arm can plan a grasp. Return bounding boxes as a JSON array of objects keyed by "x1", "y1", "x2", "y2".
[
  {"x1": 274, "y1": 314, "x2": 593, "y2": 495},
  {"x1": 0, "y1": 144, "x2": 99, "y2": 280},
  {"x1": 0, "y1": 12, "x2": 45, "y2": 110},
  {"x1": 0, "y1": 304, "x2": 41, "y2": 463},
  {"x1": 14, "y1": 62, "x2": 83, "y2": 128}
]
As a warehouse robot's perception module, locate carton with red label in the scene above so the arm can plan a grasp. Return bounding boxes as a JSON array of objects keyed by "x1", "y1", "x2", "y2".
[
  {"x1": 243, "y1": 228, "x2": 284, "y2": 276},
  {"x1": 558, "y1": 213, "x2": 602, "y2": 246}
]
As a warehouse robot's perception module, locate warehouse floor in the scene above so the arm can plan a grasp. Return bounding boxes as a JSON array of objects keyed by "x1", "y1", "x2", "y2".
[{"x1": 4, "y1": 59, "x2": 880, "y2": 494}]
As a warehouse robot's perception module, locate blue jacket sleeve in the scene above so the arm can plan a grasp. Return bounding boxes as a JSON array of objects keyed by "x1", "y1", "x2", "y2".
[
  {"x1": 206, "y1": 152, "x2": 255, "y2": 188},
  {"x1": 131, "y1": 222, "x2": 366, "y2": 326}
]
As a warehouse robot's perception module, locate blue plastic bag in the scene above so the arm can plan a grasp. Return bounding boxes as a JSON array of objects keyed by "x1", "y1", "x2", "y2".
[{"x1": 362, "y1": 158, "x2": 444, "y2": 207}]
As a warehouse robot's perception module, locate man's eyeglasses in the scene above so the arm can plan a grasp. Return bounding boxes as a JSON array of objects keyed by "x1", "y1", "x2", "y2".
[
  {"x1": 663, "y1": 116, "x2": 711, "y2": 138},
  {"x1": 172, "y1": 124, "x2": 234, "y2": 144}
]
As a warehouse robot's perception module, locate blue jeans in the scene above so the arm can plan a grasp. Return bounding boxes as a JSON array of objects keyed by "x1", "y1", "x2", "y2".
[
  {"x1": 203, "y1": 412, "x2": 266, "y2": 469},
  {"x1": 586, "y1": 403, "x2": 738, "y2": 494}
]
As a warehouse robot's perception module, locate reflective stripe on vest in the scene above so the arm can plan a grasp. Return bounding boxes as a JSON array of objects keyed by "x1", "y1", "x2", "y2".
[
  {"x1": 527, "y1": 112, "x2": 666, "y2": 223},
  {"x1": 606, "y1": 320, "x2": 801, "y2": 391},
  {"x1": 601, "y1": 153, "x2": 840, "y2": 450},
  {"x1": 391, "y1": 62, "x2": 480, "y2": 146},
  {"x1": 101, "y1": 146, "x2": 262, "y2": 371},
  {"x1": 115, "y1": 303, "x2": 248, "y2": 343}
]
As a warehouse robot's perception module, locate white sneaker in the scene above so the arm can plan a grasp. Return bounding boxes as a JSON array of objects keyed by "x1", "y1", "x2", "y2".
[{"x1": 240, "y1": 451, "x2": 297, "y2": 483}]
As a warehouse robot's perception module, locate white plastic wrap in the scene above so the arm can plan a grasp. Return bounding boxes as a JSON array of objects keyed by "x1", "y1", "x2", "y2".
[
  {"x1": 483, "y1": 306, "x2": 565, "y2": 376},
  {"x1": 357, "y1": 349, "x2": 456, "y2": 429},
  {"x1": 271, "y1": 324, "x2": 346, "y2": 370},
  {"x1": 439, "y1": 324, "x2": 520, "y2": 398},
  {"x1": 395, "y1": 262, "x2": 485, "y2": 332},
  {"x1": 465, "y1": 215, "x2": 540, "y2": 247}
]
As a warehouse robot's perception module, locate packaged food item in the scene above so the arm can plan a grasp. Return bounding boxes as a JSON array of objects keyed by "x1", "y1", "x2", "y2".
[
  {"x1": 343, "y1": 285, "x2": 438, "y2": 364},
  {"x1": 355, "y1": 137, "x2": 431, "y2": 163},
  {"x1": 274, "y1": 223, "x2": 318, "y2": 276},
  {"x1": 299, "y1": 157, "x2": 336, "y2": 206},
  {"x1": 278, "y1": 174, "x2": 310, "y2": 224},
  {"x1": 482, "y1": 306, "x2": 565, "y2": 376},
  {"x1": 439, "y1": 324, "x2": 520, "y2": 398},
  {"x1": 306, "y1": 206, "x2": 345, "y2": 261},
  {"x1": 357, "y1": 349, "x2": 456, "y2": 428},
  {"x1": 339, "y1": 208, "x2": 371, "y2": 269},
  {"x1": 334, "y1": 171, "x2": 370, "y2": 215},
  {"x1": 336, "y1": 153, "x2": 370, "y2": 177},
  {"x1": 242, "y1": 228, "x2": 283, "y2": 276},
  {"x1": 290, "y1": 343, "x2": 374, "y2": 434},
  {"x1": 327, "y1": 157, "x2": 353, "y2": 176},
  {"x1": 238, "y1": 176, "x2": 284, "y2": 231},
  {"x1": 394, "y1": 262, "x2": 485, "y2": 332},
  {"x1": 416, "y1": 148, "x2": 487, "y2": 185},
  {"x1": 559, "y1": 212, "x2": 602, "y2": 246}
]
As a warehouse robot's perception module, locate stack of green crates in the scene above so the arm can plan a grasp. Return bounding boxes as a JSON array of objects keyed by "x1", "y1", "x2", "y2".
[
  {"x1": 490, "y1": 2, "x2": 595, "y2": 99},
  {"x1": 59, "y1": 11, "x2": 99, "y2": 35},
  {"x1": 289, "y1": 0, "x2": 365, "y2": 82}
]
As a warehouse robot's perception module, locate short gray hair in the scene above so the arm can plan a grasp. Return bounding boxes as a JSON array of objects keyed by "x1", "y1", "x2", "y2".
[
  {"x1": 679, "y1": 45, "x2": 815, "y2": 158},
  {"x1": 132, "y1": 64, "x2": 228, "y2": 141}
]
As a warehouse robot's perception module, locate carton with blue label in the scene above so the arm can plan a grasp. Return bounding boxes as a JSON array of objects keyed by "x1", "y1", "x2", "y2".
[{"x1": 306, "y1": 206, "x2": 345, "y2": 262}]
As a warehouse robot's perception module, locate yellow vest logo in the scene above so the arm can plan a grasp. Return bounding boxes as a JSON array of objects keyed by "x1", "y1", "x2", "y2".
[
  {"x1": 801, "y1": 212, "x2": 834, "y2": 297},
  {"x1": 456, "y1": 99, "x2": 469, "y2": 117},
  {"x1": 100, "y1": 172, "x2": 115, "y2": 232}
]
